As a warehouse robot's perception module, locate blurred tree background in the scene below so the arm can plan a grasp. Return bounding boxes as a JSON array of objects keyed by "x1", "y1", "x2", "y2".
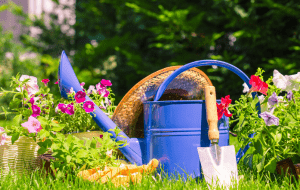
[{"x1": 1, "y1": 0, "x2": 300, "y2": 108}]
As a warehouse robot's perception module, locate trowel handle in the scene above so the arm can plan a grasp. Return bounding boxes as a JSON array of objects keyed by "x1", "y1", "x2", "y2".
[{"x1": 205, "y1": 86, "x2": 219, "y2": 141}]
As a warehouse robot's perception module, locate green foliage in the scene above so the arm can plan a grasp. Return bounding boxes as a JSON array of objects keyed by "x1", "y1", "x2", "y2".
[
  {"x1": 2, "y1": 0, "x2": 300, "y2": 107},
  {"x1": 230, "y1": 68, "x2": 300, "y2": 173},
  {"x1": 38, "y1": 127, "x2": 127, "y2": 178}
]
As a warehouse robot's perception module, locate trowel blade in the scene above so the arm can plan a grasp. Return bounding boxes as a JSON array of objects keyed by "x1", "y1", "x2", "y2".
[{"x1": 198, "y1": 145, "x2": 238, "y2": 189}]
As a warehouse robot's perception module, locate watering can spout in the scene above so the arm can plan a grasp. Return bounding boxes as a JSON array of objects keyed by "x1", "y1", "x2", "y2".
[{"x1": 58, "y1": 50, "x2": 143, "y2": 165}]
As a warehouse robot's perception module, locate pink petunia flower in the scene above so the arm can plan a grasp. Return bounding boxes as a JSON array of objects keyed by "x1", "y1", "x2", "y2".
[
  {"x1": 80, "y1": 82, "x2": 85, "y2": 88},
  {"x1": 29, "y1": 97, "x2": 35, "y2": 105},
  {"x1": 55, "y1": 81, "x2": 58, "y2": 84},
  {"x1": 31, "y1": 105, "x2": 41, "y2": 117},
  {"x1": 58, "y1": 103, "x2": 67, "y2": 113},
  {"x1": 29, "y1": 95, "x2": 39, "y2": 105},
  {"x1": 0, "y1": 127, "x2": 7, "y2": 145},
  {"x1": 41, "y1": 79, "x2": 50, "y2": 86},
  {"x1": 101, "y1": 79, "x2": 112, "y2": 87},
  {"x1": 21, "y1": 116, "x2": 42, "y2": 133},
  {"x1": 83, "y1": 101, "x2": 95, "y2": 113},
  {"x1": 75, "y1": 91, "x2": 86, "y2": 103},
  {"x1": 103, "y1": 89, "x2": 110, "y2": 97},
  {"x1": 96, "y1": 87, "x2": 110, "y2": 97},
  {"x1": 16, "y1": 75, "x2": 39, "y2": 97},
  {"x1": 96, "y1": 82, "x2": 105, "y2": 92},
  {"x1": 65, "y1": 103, "x2": 75, "y2": 115}
]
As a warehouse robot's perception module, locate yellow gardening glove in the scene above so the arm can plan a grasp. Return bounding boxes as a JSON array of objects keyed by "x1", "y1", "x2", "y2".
[{"x1": 77, "y1": 159, "x2": 159, "y2": 187}]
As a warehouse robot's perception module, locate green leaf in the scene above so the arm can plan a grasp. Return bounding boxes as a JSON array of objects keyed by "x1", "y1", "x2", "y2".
[
  {"x1": 253, "y1": 139, "x2": 263, "y2": 155},
  {"x1": 264, "y1": 157, "x2": 277, "y2": 173},
  {"x1": 243, "y1": 154, "x2": 253, "y2": 169},
  {"x1": 9, "y1": 99, "x2": 21, "y2": 109},
  {"x1": 63, "y1": 142, "x2": 70, "y2": 151},
  {"x1": 0, "y1": 4, "x2": 8, "y2": 12},
  {"x1": 37, "y1": 116, "x2": 49, "y2": 126},
  {"x1": 66, "y1": 155, "x2": 72, "y2": 163},
  {"x1": 274, "y1": 132, "x2": 282, "y2": 144},
  {"x1": 51, "y1": 125, "x2": 64, "y2": 132},
  {"x1": 233, "y1": 30, "x2": 245, "y2": 37},
  {"x1": 11, "y1": 133, "x2": 19, "y2": 144},
  {"x1": 38, "y1": 129, "x2": 50, "y2": 139},
  {"x1": 12, "y1": 114, "x2": 22, "y2": 126},
  {"x1": 212, "y1": 32, "x2": 225, "y2": 41},
  {"x1": 38, "y1": 147, "x2": 48, "y2": 155},
  {"x1": 256, "y1": 155, "x2": 265, "y2": 172},
  {"x1": 56, "y1": 133, "x2": 65, "y2": 141},
  {"x1": 76, "y1": 150, "x2": 88, "y2": 159},
  {"x1": 90, "y1": 138, "x2": 97, "y2": 149}
]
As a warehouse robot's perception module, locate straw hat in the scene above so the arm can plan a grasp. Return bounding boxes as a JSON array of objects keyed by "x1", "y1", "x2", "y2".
[{"x1": 111, "y1": 66, "x2": 212, "y2": 138}]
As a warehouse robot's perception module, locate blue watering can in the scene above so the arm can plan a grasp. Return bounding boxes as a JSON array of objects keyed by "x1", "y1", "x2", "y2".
[{"x1": 58, "y1": 50, "x2": 256, "y2": 179}]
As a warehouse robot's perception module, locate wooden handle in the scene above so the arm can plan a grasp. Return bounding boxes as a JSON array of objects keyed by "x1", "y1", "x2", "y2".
[{"x1": 205, "y1": 86, "x2": 219, "y2": 141}]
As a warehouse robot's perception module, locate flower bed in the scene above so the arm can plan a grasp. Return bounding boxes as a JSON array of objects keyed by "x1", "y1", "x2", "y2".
[
  {"x1": 229, "y1": 68, "x2": 300, "y2": 174},
  {"x1": 0, "y1": 74, "x2": 127, "y2": 178}
]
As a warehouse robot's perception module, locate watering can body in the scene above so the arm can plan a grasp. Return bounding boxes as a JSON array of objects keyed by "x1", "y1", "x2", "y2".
[
  {"x1": 143, "y1": 100, "x2": 229, "y2": 179},
  {"x1": 58, "y1": 51, "x2": 257, "y2": 179}
]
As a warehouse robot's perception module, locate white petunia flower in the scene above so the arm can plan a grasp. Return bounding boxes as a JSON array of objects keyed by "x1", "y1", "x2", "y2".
[
  {"x1": 285, "y1": 72, "x2": 300, "y2": 91},
  {"x1": 273, "y1": 70, "x2": 288, "y2": 90},
  {"x1": 16, "y1": 75, "x2": 39, "y2": 96},
  {"x1": 242, "y1": 83, "x2": 250, "y2": 93}
]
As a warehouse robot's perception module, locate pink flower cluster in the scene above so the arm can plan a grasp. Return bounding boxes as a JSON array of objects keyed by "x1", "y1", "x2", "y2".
[
  {"x1": 88, "y1": 79, "x2": 112, "y2": 97},
  {"x1": 57, "y1": 103, "x2": 75, "y2": 115}
]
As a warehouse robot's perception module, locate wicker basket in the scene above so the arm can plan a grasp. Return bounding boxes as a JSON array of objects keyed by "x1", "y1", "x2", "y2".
[{"x1": 0, "y1": 136, "x2": 41, "y2": 177}]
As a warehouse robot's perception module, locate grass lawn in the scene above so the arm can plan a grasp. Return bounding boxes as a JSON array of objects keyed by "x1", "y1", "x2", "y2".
[{"x1": 0, "y1": 162, "x2": 299, "y2": 190}]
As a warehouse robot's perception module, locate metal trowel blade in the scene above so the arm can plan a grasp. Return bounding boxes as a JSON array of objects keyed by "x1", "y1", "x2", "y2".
[{"x1": 198, "y1": 145, "x2": 238, "y2": 189}]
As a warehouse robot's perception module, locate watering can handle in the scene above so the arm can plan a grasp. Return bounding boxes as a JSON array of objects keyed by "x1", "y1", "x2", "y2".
[{"x1": 153, "y1": 60, "x2": 258, "y2": 164}]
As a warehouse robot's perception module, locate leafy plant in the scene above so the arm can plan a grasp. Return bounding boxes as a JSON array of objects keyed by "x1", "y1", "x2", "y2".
[
  {"x1": 0, "y1": 72, "x2": 122, "y2": 175},
  {"x1": 230, "y1": 68, "x2": 300, "y2": 173},
  {"x1": 38, "y1": 127, "x2": 127, "y2": 178}
]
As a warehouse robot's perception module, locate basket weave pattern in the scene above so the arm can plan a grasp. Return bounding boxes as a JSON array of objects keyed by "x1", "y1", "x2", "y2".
[
  {"x1": 112, "y1": 66, "x2": 212, "y2": 138},
  {"x1": 0, "y1": 136, "x2": 40, "y2": 176}
]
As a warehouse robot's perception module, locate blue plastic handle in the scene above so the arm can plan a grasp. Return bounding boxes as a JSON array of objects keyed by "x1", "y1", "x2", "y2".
[{"x1": 153, "y1": 60, "x2": 258, "y2": 164}]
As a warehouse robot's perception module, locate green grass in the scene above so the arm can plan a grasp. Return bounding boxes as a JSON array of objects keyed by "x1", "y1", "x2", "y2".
[{"x1": 0, "y1": 161, "x2": 299, "y2": 190}]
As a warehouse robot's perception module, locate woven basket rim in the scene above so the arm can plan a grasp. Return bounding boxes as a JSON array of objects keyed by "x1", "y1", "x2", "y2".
[
  {"x1": 111, "y1": 66, "x2": 213, "y2": 137},
  {"x1": 113, "y1": 66, "x2": 212, "y2": 115}
]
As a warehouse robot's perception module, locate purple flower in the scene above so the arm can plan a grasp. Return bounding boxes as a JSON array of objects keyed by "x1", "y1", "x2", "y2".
[
  {"x1": 65, "y1": 103, "x2": 75, "y2": 115},
  {"x1": 75, "y1": 91, "x2": 86, "y2": 103},
  {"x1": 259, "y1": 111, "x2": 279, "y2": 126},
  {"x1": 31, "y1": 105, "x2": 41, "y2": 117},
  {"x1": 268, "y1": 92, "x2": 279, "y2": 107},
  {"x1": 83, "y1": 101, "x2": 95, "y2": 113},
  {"x1": 58, "y1": 103, "x2": 67, "y2": 113},
  {"x1": 101, "y1": 79, "x2": 112, "y2": 87},
  {"x1": 287, "y1": 91, "x2": 293, "y2": 101}
]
